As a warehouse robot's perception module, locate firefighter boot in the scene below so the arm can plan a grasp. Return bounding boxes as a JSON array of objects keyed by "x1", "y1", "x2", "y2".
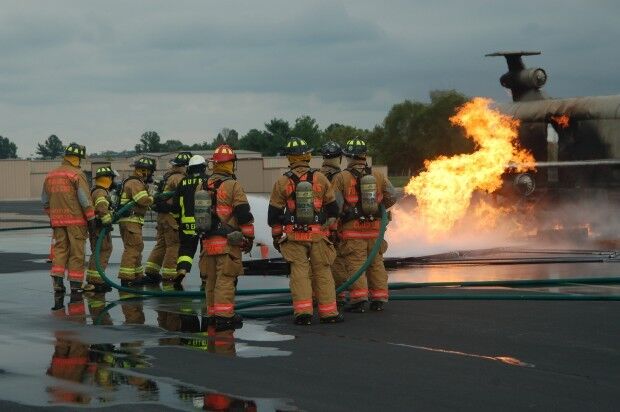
[
  {"x1": 294, "y1": 314, "x2": 312, "y2": 326},
  {"x1": 69, "y1": 281, "x2": 83, "y2": 293},
  {"x1": 52, "y1": 277, "x2": 65, "y2": 293},
  {"x1": 52, "y1": 293, "x2": 64, "y2": 311},
  {"x1": 145, "y1": 272, "x2": 162, "y2": 284},
  {"x1": 215, "y1": 313, "x2": 243, "y2": 331},
  {"x1": 370, "y1": 301, "x2": 385, "y2": 312},
  {"x1": 320, "y1": 312, "x2": 345, "y2": 324},
  {"x1": 346, "y1": 301, "x2": 368, "y2": 313}
]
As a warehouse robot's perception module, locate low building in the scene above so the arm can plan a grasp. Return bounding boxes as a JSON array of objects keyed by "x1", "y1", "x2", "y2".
[{"x1": 0, "y1": 151, "x2": 386, "y2": 200}]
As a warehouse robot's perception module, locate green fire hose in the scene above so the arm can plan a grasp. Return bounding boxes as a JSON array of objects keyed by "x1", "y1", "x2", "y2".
[{"x1": 93, "y1": 193, "x2": 620, "y2": 320}]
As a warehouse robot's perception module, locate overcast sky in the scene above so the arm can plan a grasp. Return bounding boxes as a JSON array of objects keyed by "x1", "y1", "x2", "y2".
[{"x1": 1, "y1": 0, "x2": 619, "y2": 156}]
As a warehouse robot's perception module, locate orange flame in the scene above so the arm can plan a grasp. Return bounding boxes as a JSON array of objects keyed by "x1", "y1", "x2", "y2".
[
  {"x1": 403, "y1": 97, "x2": 534, "y2": 235},
  {"x1": 550, "y1": 114, "x2": 570, "y2": 129}
]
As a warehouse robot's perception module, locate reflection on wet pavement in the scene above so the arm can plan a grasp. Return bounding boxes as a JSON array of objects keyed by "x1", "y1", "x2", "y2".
[{"x1": 0, "y1": 291, "x2": 297, "y2": 410}]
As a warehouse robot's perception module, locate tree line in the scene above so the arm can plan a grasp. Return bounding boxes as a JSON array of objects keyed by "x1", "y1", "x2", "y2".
[{"x1": 2, "y1": 90, "x2": 474, "y2": 175}]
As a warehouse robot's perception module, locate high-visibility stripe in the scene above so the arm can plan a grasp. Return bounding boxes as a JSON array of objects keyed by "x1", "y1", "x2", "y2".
[
  {"x1": 177, "y1": 255, "x2": 193, "y2": 265},
  {"x1": 94, "y1": 196, "x2": 109, "y2": 207},
  {"x1": 370, "y1": 289, "x2": 389, "y2": 299},
  {"x1": 51, "y1": 265, "x2": 65, "y2": 274},
  {"x1": 207, "y1": 306, "x2": 215, "y2": 316},
  {"x1": 84, "y1": 209, "x2": 96, "y2": 220},
  {"x1": 293, "y1": 299, "x2": 313, "y2": 312},
  {"x1": 51, "y1": 357, "x2": 88, "y2": 367},
  {"x1": 181, "y1": 216, "x2": 196, "y2": 224},
  {"x1": 339, "y1": 230, "x2": 379, "y2": 240},
  {"x1": 118, "y1": 216, "x2": 145, "y2": 224},
  {"x1": 67, "y1": 270, "x2": 84, "y2": 280},
  {"x1": 86, "y1": 269, "x2": 101, "y2": 277},
  {"x1": 318, "y1": 301, "x2": 337, "y2": 314},
  {"x1": 68, "y1": 302, "x2": 85, "y2": 316},
  {"x1": 145, "y1": 261, "x2": 161, "y2": 271},
  {"x1": 284, "y1": 225, "x2": 328, "y2": 236},
  {"x1": 216, "y1": 204, "x2": 232, "y2": 218},
  {"x1": 133, "y1": 190, "x2": 149, "y2": 202},
  {"x1": 271, "y1": 225, "x2": 283, "y2": 236},
  {"x1": 50, "y1": 217, "x2": 87, "y2": 226},
  {"x1": 134, "y1": 266, "x2": 144, "y2": 274},
  {"x1": 119, "y1": 267, "x2": 135, "y2": 274},
  {"x1": 202, "y1": 236, "x2": 228, "y2": 255},
  {"x1": 161, "y1": 267, "x2": 177, "y2": 275},
  {"x1": 213, "y1": 303, "x2": 234, "y2": 313},
  {"x1": 240, "y1": 224, "x2": 255, "y2": 237},
  {"x1": 349, "y1": 288, "x2": 369, "y2": 299}
]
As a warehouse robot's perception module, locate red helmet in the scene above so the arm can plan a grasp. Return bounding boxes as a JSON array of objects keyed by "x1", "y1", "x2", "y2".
[{"x1": 211, "y1": 144, "x2": 237, "y2": 163}]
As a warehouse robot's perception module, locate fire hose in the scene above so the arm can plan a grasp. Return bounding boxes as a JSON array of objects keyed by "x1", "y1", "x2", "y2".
[{"x1": 91, "y1": 192, "x2": 620, "y2": 323}]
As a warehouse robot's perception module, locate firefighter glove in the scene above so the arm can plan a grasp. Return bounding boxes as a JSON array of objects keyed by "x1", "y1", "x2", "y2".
[{"x1": 272, "y1": 236, "x2": 282, "y2": 252}]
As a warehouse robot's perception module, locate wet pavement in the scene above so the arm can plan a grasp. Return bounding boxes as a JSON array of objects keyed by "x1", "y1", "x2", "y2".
[{"x1": 1, "y1": 205, "x2": 620, "y2": 410}]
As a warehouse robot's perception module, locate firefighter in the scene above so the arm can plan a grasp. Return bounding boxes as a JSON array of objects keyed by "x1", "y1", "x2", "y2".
[
  {"x1": 331, "y1": 138, "x2": 397, "y2": 312},
  {"x1": 42, "y1": 142, "x2": 96, "y2": 293},
  {"x1": 175, "y1": 154, "x2": 209, "y2": 288},
  {"x1": 268, "y1": 137, "x2": 343, "y2": 325},
  {"x1": 319, "y1": 141, "x2": 349, "y2": 309},
  {"x1": 145, "y1": 151, "x2": 192, "y2": 284},
  {"x1": 84, "y1": 166, "x2": 117, "y2": 292},
  {"x1": 198, "y1": 144, "x2": 254, "y2": 330},
  {"x1": 117, "y1": 157, "x2": 155, "y2": 286}
]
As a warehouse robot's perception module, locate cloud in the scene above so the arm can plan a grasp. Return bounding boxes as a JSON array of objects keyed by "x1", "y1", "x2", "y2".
[{"x1": 1, "y1": 0, "x2": 620, "y2": 156}]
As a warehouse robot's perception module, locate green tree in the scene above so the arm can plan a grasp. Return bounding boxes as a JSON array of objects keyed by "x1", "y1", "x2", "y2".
[
  {"x1": 216, "y1": 128, "x2": 239, "y2": 148},
  {"x1": 135, "y1": 131, "x2": 161, "y2": 153},
  {"x1": 369, "y1": 90, "x2": 471, "y2": 175},
  {"x1": 239, "y1": 119, "x2": 291, "y2": 156},
  {"x1": 238, "y1": 129, "x2": 268, "y2": 153},
  {"x1": 291, "y1": 115, "x2": 322, "y2": 149},
  {"x1": 323, "y1": 123, "x2": 370, "y2": 147},
  {"x1": 160, "y1": 139, "x2": 188, "y2": 152},
  {"x1": 0, "y1": 136, "x2": 18, "y2": 159},
  {"x1": 36, "y1": 134, "x2": 64, "y2": 159}
]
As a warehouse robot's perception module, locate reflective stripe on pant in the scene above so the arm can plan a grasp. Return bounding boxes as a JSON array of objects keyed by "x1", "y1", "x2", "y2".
[
  {"x1": 51, "y1": 226, "x2": 87, "y2": 282},
  {"x1": 280, "y1": 238, "x2": 338, "y2": 318},
  {"x1": 177, "y1": 231, "x2": 200, "y2": 274},
  {"x1": 201, "y1": 244, "x2": 243, "y2": 318},
  {"x1": 339, "y1": 238, "x2": 389, "y2": 303},
  {"x1": 119, "y1": 222, "x2": 144, "y2": 281},
  {"x1": 146, "y1": 214, "x2": 180, "y2": 280},
  {"x1": 86, "y1": 229, "x2": 112, "y2": 284}
]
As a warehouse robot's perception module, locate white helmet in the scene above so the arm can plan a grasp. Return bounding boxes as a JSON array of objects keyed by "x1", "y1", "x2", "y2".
[{"x1": 188, "y1": 155, "x2": 206, "y2": 167}]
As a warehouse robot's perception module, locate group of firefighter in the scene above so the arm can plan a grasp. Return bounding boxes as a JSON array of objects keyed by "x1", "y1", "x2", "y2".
[{"x1": 42, "y1": 137, "x2": 397, "y2": 328}]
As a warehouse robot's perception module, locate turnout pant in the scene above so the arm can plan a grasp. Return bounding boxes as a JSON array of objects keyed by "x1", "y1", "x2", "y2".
[
  {"x1": 280, "y1": 238, "x2": 339, "y2": 318},
  {"x1": 338, "y1": 238, "x2": 389, "y2": 303},
  {"x1": 200, "y1": 240, "x2": 243, "y2": 319},
  {"x1": 176, "y1": 231, "x2": 200, "y2": 275},
  {"x1": 50, "y1": 226, "x2": 88, "y2": 283},
  {"x1": 118, "y1": 222, "x2": 144, "y2": 281},
  {"x1": 331, "y1": 249, "x2": 349, "y2": 303},
  {"x1": 146, "y1": 214, "x2": 180, "y2": 281},
  {"x1": 86, "y1": 228, "x2": 112, "y2": 284}
]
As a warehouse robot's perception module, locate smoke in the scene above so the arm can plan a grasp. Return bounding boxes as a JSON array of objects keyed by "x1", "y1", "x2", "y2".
[{"x1": 384, "y1": 191, "x2": 620, "y2": 258}]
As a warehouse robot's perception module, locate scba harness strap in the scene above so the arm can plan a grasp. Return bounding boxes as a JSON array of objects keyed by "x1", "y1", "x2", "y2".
[
  {"x1": 283, "y1": 169, "x2": 326, "y2": 231},
  {"x1": 342, "y1": 166, "x2": 381, "y2": 223}
]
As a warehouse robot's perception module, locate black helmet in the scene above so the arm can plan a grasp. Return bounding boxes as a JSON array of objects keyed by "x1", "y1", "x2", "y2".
[
  {"x1": 133, "y1": 157, "x2": 157, "y2": 171},
  {"x1": 283, "y1": 137, "x2": 312, "y2": 156},
  {"x1": 170, "y1": 151, "x2": 193, "y2": 166},
  {"x1": 65, "y1": 142, "x2": 86, "y2": 159},
  {"x1": 343, "y1": 138, "x2": 368, "y2": 159},
  {"x1": 95, "y1": 166, "x2": 115, "y2": 178},
  {"x1": 320, "y1": 141, "x2": 342, "y2": 159}
]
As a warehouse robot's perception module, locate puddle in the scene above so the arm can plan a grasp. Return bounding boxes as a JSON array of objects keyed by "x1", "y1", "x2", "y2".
[
  {"x1": 0, "y1": 293, "x2": 298, "y2": 410},
  {"x1": 389, "y1": 342, "x2": 535, "y2": 368}
]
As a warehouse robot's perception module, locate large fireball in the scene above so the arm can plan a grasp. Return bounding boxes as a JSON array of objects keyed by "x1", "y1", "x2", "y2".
[{"x1": 404, "y1": 97, "x2": 534, "y2": 234}]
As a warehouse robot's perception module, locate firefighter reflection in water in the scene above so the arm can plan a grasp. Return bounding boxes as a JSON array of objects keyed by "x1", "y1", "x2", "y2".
[
  {"x1": 117, "y1": 157, "x2": 156, "y2": 286},
  {"x1": 175, "y1": 155, "x2": 209, "y2": 289},
  {"x1": 84, "y1": 166, "x2": 118, "y2": 292},
  {"x1": 197, "y1": 145, "x2": 254, "y2": 330},
  {"x1": 268, "y1": 137, "x2": 343, "y2": 325},
  {"x1": 47, "y1": 292, "x2": 155, "y2": 405},
  {"x1": 331, "y1": 138, "x2": 397, "y2": 312},
  {"x1": 42, "y1": 142, "x2": 96, "y2": 293},
  {"x1": 145, "y1": 151, "x2": 193, "y2": 285}
]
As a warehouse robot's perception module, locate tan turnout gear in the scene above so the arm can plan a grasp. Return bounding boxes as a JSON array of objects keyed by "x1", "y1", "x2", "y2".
[
  {"x1": 199, "y1": 171, "x2": 254, "y2": 319},
  {"x1": 268, "y1": 161, "x2": 341, "y2": 320},
  {"x1": 86, "y1": 186, "x2": 113, "y2": 284},
  {"x1": 42, "y1": 159, "x2": 95, "y2": 283},
  {"x1": 332, "y1": 158, "x2": 396, "y2": 304},
  {"x1": 145, "y1": 167, "x2": 185, "y2": 281},
  {"x1": 118, "y1": 176, "x2": 153, "y2": 280}
]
